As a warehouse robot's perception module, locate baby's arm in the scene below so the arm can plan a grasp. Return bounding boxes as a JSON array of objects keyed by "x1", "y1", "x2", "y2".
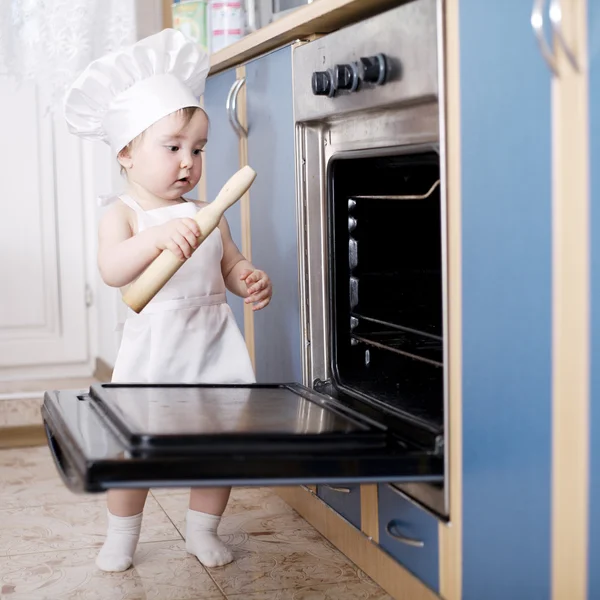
[
  {"x1": 219, "y1": 215, "x2": 254, "y2": 297},
  {"x1": 98, "y1": 201, "x2": 200, "y2": 287},
  {"x1": 219, "y1": 215, "x2": 272, "y2": 310}
]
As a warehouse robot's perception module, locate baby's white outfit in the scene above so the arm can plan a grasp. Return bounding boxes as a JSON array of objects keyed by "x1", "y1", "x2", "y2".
[
  {"x1": 95, "y1": 194, "x2": 255, "y2": 573},
  {"x1": 112, "y1": 194, "x2": 255, "y2": 386},
  {"x1": 63, "y1": 26, "x2": 238, "y2": 575}
]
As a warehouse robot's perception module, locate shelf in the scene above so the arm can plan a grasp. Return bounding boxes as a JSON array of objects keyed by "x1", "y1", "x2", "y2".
[
  {"x1": 208, "y1": 0, "x2": 406, "y2": 75},
  {"x1": 351, "y1": 329, "x2": 443, "y2": 368},
  {"x1": 352, "y1": 312, "x2": 442, "y2": 341}
]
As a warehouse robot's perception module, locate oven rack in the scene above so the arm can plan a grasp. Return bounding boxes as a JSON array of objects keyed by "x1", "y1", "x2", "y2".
[
  {"x1": 350, "y1": 318, "x2": 443, "y2": 368},
  {"x1": 351, "y1": 179, "x2": 440, "y2": 201},
  {"x1": 351, "y1": 308, "x2": 441, "y2": 338}
]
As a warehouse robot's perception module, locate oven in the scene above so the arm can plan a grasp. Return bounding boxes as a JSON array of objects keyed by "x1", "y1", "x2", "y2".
[
  {"x1": 41, "y1": 0, "x2": 447, "y2": 518},
  {"x1": 294, "y1": 0, "x2": 447, "y2": 516}
]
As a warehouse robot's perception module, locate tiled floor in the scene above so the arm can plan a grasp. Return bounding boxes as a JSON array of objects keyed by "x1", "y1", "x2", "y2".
[{"x1": 0, "y1": 446, "x2": 392, "y2": 600}]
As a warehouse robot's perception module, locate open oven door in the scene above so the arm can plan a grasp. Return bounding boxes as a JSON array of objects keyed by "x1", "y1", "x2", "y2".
[{"x1": 42, "y1": 382, "x2": 443, "y2": 493}]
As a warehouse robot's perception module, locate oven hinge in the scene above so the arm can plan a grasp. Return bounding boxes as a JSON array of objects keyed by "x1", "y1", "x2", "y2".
[
  {"x1": 313, "y1": 378, "x2": 334, "y2": 396},
  {"x1": 434, "y1": 434, "x2": 444, "y2": 456}
]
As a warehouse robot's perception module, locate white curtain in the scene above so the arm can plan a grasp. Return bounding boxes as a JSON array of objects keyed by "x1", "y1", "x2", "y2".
[{"x1": 0, "y1": 0, "x2": 135, "y2": 111}]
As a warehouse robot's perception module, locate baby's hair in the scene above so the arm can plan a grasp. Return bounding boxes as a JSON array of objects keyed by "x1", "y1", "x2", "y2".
[{"x1": 118, "y1": 106, "x2": 209, "y2": 174}]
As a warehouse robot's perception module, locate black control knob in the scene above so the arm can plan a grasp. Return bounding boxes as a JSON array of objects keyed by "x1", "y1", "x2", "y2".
[
  {"x1": 359, "y1": 54, "x2": 387, "y2": 85},
  {"x1": 333, "y1": 63, "x2": 359, "y2": 92},
  {"x1": 312, "y1": 70, "x2": 335, "y2": 97}
]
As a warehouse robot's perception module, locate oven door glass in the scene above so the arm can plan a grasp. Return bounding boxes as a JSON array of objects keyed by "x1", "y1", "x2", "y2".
[{"x1": 42, "y1": 383, "x2": 443, "y2": 493}]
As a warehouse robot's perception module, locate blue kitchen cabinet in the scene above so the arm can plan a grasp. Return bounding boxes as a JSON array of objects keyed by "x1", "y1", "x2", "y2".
[
  {"x1": 589, "y1": 1, "x2": 600, "y2": 597},
  {"x1": 378, "y1": 484, "x2": 439, "y2": 593},
  {"x1": 317, "y1": 484, "x2": 362, "y2": 529},
  {"x1": 245, "y1": 46, "x2": 302, "y2": 383},
  {"x1": 202, "y1": 69, "x2": 246, "y2": 332},
  {"x1": 459, "y1": 1, "x2": 552, "y2": 598}
]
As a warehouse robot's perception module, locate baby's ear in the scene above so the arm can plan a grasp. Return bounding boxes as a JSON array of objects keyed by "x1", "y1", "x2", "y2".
[{"x1": 117, "y1": 147, "x2": 133, "y2": 170}]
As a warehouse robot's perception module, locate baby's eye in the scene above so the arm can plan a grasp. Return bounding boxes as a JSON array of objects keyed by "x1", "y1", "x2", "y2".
[
  {"x1": 193, "y1": 149, "x2": 204, "y2": 155},
  {"x1": 167, "y1": 146, "x2": 179, "y2": 152}
]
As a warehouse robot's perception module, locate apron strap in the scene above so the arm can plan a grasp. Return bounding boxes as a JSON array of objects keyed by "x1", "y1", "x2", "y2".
[{"x1": 118, "y1": 193, "x2": 147, "y2": 216}]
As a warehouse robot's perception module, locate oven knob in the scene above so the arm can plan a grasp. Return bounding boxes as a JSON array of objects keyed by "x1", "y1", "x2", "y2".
[
  {"x1": 333, "y1": 63, "x2": 359, "y2": 92},
  {"x1": 359, "y1": 54, "x2": 388, "y2": 85},
  {"x1": 312, "y1": 70, "x2": 335, "y2": 97}
]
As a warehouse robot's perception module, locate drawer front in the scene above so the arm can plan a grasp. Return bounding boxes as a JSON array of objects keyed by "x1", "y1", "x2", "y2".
[
  {"x1": 378, "y1": 484, "x2": 439, "y2": 592},
  {"x1": 317, "y1": 484, "x2": 361, "y2": 529}
]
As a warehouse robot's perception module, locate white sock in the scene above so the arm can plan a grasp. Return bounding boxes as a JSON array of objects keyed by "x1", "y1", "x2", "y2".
[
  {"x1": 185, "y1": 509, "x2": 233, "y2": 568},
  {"x1": 95, "y1": 510, "x2": 142, "y2": 572}
]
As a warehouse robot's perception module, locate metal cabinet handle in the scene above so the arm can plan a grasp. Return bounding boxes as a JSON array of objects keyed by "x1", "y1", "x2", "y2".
[
  {"x1": 385, "y1": 520, "x2": 425, "y2": 548},
  {"x1": 531, "y1": 0, "x2": 558, "y2": 75},
  {"x1": 226, "y1": 78, "x2": 247, "y2": 138},
  {"x1": 324, "y1": 485, "x2": 352, "y2": 493},
  {"x1": 549, "y1": 0, "x2": 579, "y2": 72},
  {"x1": 225, "y1": 79, "x2": 238, "y2": 134}
]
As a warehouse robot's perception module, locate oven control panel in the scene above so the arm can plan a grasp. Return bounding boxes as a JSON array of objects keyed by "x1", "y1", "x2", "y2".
[{"x1": 311, "y1": 54, "x2": 388, "y2": 97}]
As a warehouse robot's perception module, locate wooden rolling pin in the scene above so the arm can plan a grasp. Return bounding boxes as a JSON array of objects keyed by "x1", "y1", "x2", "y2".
[{"x1": 122, "y1": 165, "x2": 257, "y2": 313}]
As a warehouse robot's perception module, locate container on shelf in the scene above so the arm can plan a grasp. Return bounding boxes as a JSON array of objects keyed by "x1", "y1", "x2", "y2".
[
  {"x1": 172, "y1": 0, "x2": 210, "y2": 54},
  {"x1": 210, "y1": 0, "x2": 245, "y2": 53}
]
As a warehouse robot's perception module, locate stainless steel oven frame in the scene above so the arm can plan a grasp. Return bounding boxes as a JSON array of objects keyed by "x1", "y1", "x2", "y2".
[{"x1": 292, "y1": 0, "x2": 449, "y2": 517}]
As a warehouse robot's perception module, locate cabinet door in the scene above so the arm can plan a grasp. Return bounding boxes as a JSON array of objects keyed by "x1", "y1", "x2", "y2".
[
  {"x1": 203, "y1": 69, "x2": 245, "y2": 332},
  {"x1": 317, "y1": 484, "x2": 362, "y2": 529},
  {"x1": 245, "y1": 46, "x2": 302, "y2": 383},
  {"x1": 378, "y1": 484, "x2": 439, "y2": 593},
  {"x1": 459, "y1": 2, "x2": 552, "y2": 598},
  {"x1": 0, "y1": 80, "x2": 89, "y2": 374}
]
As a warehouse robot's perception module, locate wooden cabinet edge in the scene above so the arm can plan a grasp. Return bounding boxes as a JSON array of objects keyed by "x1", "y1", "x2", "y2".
[
  {"x1": 274, "y1": 486, "x2": 439, "y2": 600},
  {"x1": 208, "y1": 0, "x2": 404, "y2": 75},
  {"x1": 360, "y1": 483, "x2": 379, "y2": 543},
  {"x1": 234, "y1": 65, "x2": 256, "y2": 370}
]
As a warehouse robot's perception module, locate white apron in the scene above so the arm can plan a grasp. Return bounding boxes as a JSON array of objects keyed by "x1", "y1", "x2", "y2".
[{"x1": 111, "y1": 194, "x2": 255, "y2": 386}]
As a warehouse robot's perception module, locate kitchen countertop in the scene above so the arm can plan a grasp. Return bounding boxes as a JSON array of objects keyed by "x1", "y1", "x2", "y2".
[{"x1": 208, "y1": 0, "x2": 408, "y2": 74}]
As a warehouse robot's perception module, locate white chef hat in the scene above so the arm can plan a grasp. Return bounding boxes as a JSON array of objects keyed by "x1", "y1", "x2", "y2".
[{"x1": 63, "y1": 28, "x2": 210, "y2": 155}]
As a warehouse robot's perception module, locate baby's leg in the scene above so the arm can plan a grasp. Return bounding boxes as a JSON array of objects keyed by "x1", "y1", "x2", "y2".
[
  {"x1": 186, "y1": 487, "x2": 233, "y2": 567},
  {"x1": 96, "y1": 489, "x2": 149, "y2": 572}
]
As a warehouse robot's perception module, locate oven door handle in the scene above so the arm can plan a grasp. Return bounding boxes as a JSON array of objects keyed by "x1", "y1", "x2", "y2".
[{"x1": 44, "y1": 421, "x2": 85, "y2": 493}]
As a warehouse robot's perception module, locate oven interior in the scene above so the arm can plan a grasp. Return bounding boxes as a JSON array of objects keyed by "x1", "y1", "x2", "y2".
[{"x1": 327, "y1": 149, "x2": 444, "y2": 449}]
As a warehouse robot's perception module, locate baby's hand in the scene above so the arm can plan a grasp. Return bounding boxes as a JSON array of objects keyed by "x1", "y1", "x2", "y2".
[
  {"x1": 240, "y1": 269, "x2": 272, "y2": 311},
  {"x1": 154, "y1": 218, "x2": 200, "y2": 260}
]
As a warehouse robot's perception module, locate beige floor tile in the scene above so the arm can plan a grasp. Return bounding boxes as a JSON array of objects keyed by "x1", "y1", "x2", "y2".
[
  {"x1": 226, "y1": 580, "x2": 394, "y2": 599},
  {"x1": 0, "y1": 541, "x2": 224, "y2": 599},
  {"x1": 0, "y1": 495, "x2": 180, "y2": 557},
  {"x1": 155, "y1": 488, "x2": 362, "y2": 595},
  {"x1": 0, "y1": 446, "x2": 103, "y2": 509},
  {"x1": 206, "y1": 548, "x2": 360, "y2": 596},
  {"x1": 153, "y1": 487, "x2": 296, "y2": 539}
]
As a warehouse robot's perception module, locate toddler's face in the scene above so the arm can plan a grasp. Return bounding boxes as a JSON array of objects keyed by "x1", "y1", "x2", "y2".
[{"x1": 123, "y1": 109, "x2": 209, "y2": 200}]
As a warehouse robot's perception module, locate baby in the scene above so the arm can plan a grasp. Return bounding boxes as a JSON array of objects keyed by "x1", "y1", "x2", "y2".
[{"x1": 64, "y1": 28, "x2": 271, "y2": 572}]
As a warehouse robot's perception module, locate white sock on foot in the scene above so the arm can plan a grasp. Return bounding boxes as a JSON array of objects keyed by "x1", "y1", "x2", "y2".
[
  {"x1": 185, "y1": 509, "x2": 233, "y2": 568},
  {"x1": 96, "y1": 510, "x2": 142, "y2": 572}
]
